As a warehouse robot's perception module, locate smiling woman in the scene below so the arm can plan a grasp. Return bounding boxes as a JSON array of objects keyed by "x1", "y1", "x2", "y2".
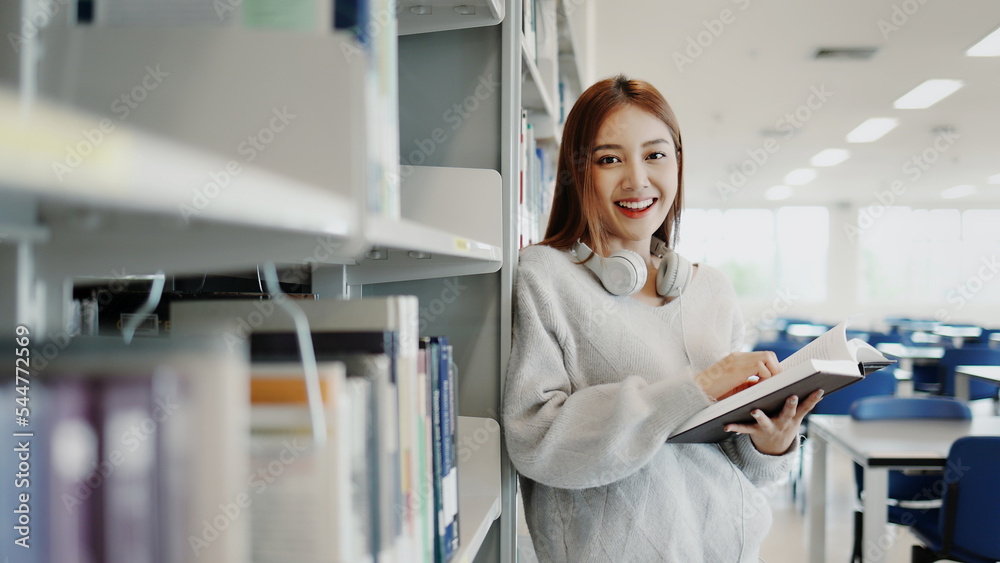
[
  {"x1": 503, "y1": 75, "x2": 823, "y2": 563},
  {"x1": 541, "y1": 76, "x2": 684, "y2": 259}
]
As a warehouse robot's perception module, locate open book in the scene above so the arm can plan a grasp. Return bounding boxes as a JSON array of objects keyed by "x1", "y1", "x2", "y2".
[{"x1": 667, "y1": 320, "x2": 895, "y2": 444}]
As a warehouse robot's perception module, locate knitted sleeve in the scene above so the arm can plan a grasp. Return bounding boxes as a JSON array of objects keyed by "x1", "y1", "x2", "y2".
[{"x1": 502, "y1": 258, "x2": 713, "y2": 490}]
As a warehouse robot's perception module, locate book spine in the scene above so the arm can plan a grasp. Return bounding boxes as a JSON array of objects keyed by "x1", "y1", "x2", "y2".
[
  {"x1": 101, "y1": 375, "x2": 158, "y2": 563},
  {"x1": 437, "y1": 337, "x2": 457, "y2": 561},
  {"x1": 428, "y1": 337, "x2": 446, "y2": 563},
  {"x1": 47, "y1": 378, "x2": 99, "y2": 563},
  {"x1": 443, "y1": 342, "x2": 459, "y2": 557}
]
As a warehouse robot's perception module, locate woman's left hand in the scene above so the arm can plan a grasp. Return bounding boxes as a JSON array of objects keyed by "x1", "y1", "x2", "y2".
[{"x1": 724, "y1": 389, "x2": 824, "y2": 455}]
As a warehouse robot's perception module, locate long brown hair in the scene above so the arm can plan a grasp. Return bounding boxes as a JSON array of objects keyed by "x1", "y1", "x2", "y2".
[{"x1": 540, "y1": 75, "x2": 684, "y2": 257}]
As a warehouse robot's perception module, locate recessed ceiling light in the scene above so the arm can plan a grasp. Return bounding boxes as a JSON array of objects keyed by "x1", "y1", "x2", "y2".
[
  {"x1": 765, "y1": 185, "x2": 793, "y2": 200},
  {"x1": 893, "y1": 79, "x2": 964, "y2": 109},
  {"x1": 988, "y1": 173, "x2": 1000, "y2": 184},
  {"x1": 810, "y1": 149, "x2": 850, "y2": 167},
  {"x1": 846, "y1": 118, "x2": 899, "y2": 143},
  {"x1": 966, "y1": 25, "x2": 1000, "y2": 56},
  {"x1": 410, "y1": 5, "x2": 431, "y2": 15},
  {"x1": 784, "y1": 169, "x2": 817, "y2": 185},
  {"x1": 941, "y1": 185, "x2": 977, "y2": 199},
  {"x1": 454, "y1": 5, "x2": 476, "y2": 15}
]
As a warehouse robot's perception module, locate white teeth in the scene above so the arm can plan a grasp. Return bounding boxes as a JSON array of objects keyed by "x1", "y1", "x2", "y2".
[{"x1": 617, "y1": 198, "x2": 654, "y2": 210}]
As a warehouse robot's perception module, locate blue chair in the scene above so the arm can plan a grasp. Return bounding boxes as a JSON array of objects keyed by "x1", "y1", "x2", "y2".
[
  {"x1": 847, "y1": 397, "x2": 973, "y2": 563},
  {"x1": 910, "y1": 436, "x2": 1000, "y2": 563},
  {"x1": 901, "y1": 346, "x2": 946, "y2": 394},
  {"x1": 809, "y1": 368, "x2": 897, "y2": 416},
  {"x1": 936, "y1": 347, "x2": 1000, "y2": 401}
]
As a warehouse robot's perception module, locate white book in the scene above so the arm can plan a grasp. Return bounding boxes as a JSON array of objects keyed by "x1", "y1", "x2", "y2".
[{"x1": 249, "y1": 362, "x2": 354, "y2": 563}]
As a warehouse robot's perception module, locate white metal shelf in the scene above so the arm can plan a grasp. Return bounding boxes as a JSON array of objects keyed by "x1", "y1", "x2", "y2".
[
  {"x1": 348, "y1": 165, "x2": 504, "y2": 284},
  {"x1": 2, "y1": 91, "x2": 508, "y2": 281},
  {"x1": 349, "y1": 215, "x2": 502, "y2": 284},
  {"x1": 454, "y1": 416, "x2": 502, "y2": 563},
  {"x1": 1, "y1": 87, "x2": 358, "y2": 241},
  {"x1": 397, "y1": 0, "x2": 504, "y2": 35}
]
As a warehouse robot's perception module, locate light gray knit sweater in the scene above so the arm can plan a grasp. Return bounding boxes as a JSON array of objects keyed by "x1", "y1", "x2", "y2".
[{"x1": 503, "y1": 245, "x2": 797, "y2": 563}]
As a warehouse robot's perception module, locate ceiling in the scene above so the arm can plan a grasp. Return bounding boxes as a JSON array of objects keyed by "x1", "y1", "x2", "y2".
[{"x1": 587, "y1": 0, "x2": 1000, "y2": 208}]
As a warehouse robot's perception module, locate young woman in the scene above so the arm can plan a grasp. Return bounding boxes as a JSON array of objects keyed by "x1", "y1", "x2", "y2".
[{"x1": 503, "y1": 75, "x2": 822, "y2": 562}]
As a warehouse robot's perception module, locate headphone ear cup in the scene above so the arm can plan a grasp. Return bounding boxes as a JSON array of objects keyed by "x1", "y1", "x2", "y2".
[
  {"x1": 600, "y1": 250, "x2": 647, "y2": 296},
  {"x1": 656, "y1": 249, "x2": 693, "y2": 298}
]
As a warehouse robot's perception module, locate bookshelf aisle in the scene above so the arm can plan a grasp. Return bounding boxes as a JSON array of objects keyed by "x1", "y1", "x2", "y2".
[
  {"x1": 0, "y1": 0, "x2": 514, "y2": 562},
  {"x1": 0, "y1": 0, "x2": 589, "y2": 561}
]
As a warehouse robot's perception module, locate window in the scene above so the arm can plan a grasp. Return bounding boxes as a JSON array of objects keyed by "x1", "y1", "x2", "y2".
[
  {"x1": 678, "y1": 207, "x2": 829, "y2": 302},
  {"x1": 856, "y1": 208, "x2": 1000, "y2": 308}
]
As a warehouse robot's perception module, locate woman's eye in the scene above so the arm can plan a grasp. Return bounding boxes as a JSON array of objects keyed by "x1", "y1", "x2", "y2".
[
  {"x1": 646, "y1": 151, "x2": 667, "y2": 160},
  {"x1": 597, "y1": 155, "x2": 620, "y2": 165}
]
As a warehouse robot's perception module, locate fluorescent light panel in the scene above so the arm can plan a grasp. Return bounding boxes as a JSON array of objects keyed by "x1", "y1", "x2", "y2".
[
  {"x1": 765, "y1": 185, "x2": 793, "y2": 200},
  {"x1": 784, "y1": 168, "x2": 817, "y2": 185},
  {"x1": 846, "y1": 118, "x2": 898, "y2": 143},
  {"x1": 941, "y1": 184, "x2": 977, "y2": 199},
  {"x1": 810, "y1": 149, "x2": 850, "y2": 167},
  {"x1": 893, "y1": 79, "x2": 963, "y2": 109},
  {"x1": 967, "y1": 25, "x2": 1000, "y2": 56}
]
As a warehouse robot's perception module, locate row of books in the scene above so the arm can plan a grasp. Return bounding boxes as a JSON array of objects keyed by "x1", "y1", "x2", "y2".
[
  {"x1": 0, "y1": 337, "x2": 248, "y2": 563},
  {"x1": 2, "y1": 296, "x2": 464, "y2": 562},
  {"x1": 177, "y1": 296, "x2": 463, "y2": 563},
  {"x1": 518, "y1": 110, "x2": 557, "y2": 248}
]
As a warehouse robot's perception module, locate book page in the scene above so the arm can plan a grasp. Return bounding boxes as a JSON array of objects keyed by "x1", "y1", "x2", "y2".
[
  {"x1": 777, "y1": 321, "x2": 853, "y2": 371},
  {"x1": 847, "y1": 339, "x2": 890, "y2": 362}
]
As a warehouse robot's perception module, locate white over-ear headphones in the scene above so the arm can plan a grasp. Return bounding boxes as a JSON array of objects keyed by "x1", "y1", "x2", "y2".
[{"x1": 573, "y1": 237, "x2": 693, "y2": 298}]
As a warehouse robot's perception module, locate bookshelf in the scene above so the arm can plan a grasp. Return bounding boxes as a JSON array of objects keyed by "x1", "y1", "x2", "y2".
[
  {"x1": 398, "y1": 0, "x2": 505, "y2": 35},
  {"x1": 0, "y1": 1, "x2": 587, "y2": 562}
]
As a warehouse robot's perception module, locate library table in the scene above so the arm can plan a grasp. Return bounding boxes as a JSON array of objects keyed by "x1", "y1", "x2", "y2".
[
  {"x1": 932, "y1": 325, "x2": 983, "y2": 348},
  {"x1": 807, "y1": 414, "x2": 1000, "y2": 563},
  {"x1": 954, "y1": 365, "x2": 1000, "y2": 402},
  {"x1": 875, "y1": 343, "x2": 945, "y2": 393}
]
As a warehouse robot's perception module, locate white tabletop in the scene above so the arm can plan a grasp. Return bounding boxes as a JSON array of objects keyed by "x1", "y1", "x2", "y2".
[
  {"x1": 933, "y1": 326, "x2": 983, "y2": 338},
  {"x1": 808, "y1": 415, "x2": 1000, "y2": 466},
  {"x1": 875, "y1": 343, "x2": 945, "y2": 360}
]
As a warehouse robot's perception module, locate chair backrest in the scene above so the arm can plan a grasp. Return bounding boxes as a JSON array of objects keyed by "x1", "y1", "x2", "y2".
[
  {"x1": 809, "y1": 369, "x2": 896, "y2": 416},
  {"x1": 940, "y1": 436, "x2": 1000, "y2": 559},
  {"x1": 850, "y1": 396, "x2": 972, "y2": 421},
  {"x1": 937, "y1": 347, "x2": 1000, "y2": 399}
]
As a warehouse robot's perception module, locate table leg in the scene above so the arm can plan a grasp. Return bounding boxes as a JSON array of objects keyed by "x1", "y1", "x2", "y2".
[
  {"x1": 807, "y1": 435, "x2": 827, "y2": 563},
  {"x1": 955, "y1": 372, "x2": 970, "y2": 401},
  {"x1": 860, "y1": 467, "x2": 889, "y2": 563},
  {"x1": 897, "y1": 358, "x2": 913, "y2": 397}
]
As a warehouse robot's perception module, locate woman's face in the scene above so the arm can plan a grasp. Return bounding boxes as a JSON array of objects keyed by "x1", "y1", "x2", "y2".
[{"x1": 590, "y1": 105, "x2": 679, "y2": 251}]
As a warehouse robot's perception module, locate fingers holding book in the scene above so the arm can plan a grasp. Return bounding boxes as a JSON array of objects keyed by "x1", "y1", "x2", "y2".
[
  {"x1": 724, "y1": 389, "x2": 824, "y2": 455},
  {"x1": 695, "y1": 351, "x2": 782, "y2": 400}
]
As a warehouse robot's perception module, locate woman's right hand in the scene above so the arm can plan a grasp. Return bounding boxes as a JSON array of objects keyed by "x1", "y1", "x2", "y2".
[{"x1": 694, "y1": 351, "x2": 781, "y2": 400}]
